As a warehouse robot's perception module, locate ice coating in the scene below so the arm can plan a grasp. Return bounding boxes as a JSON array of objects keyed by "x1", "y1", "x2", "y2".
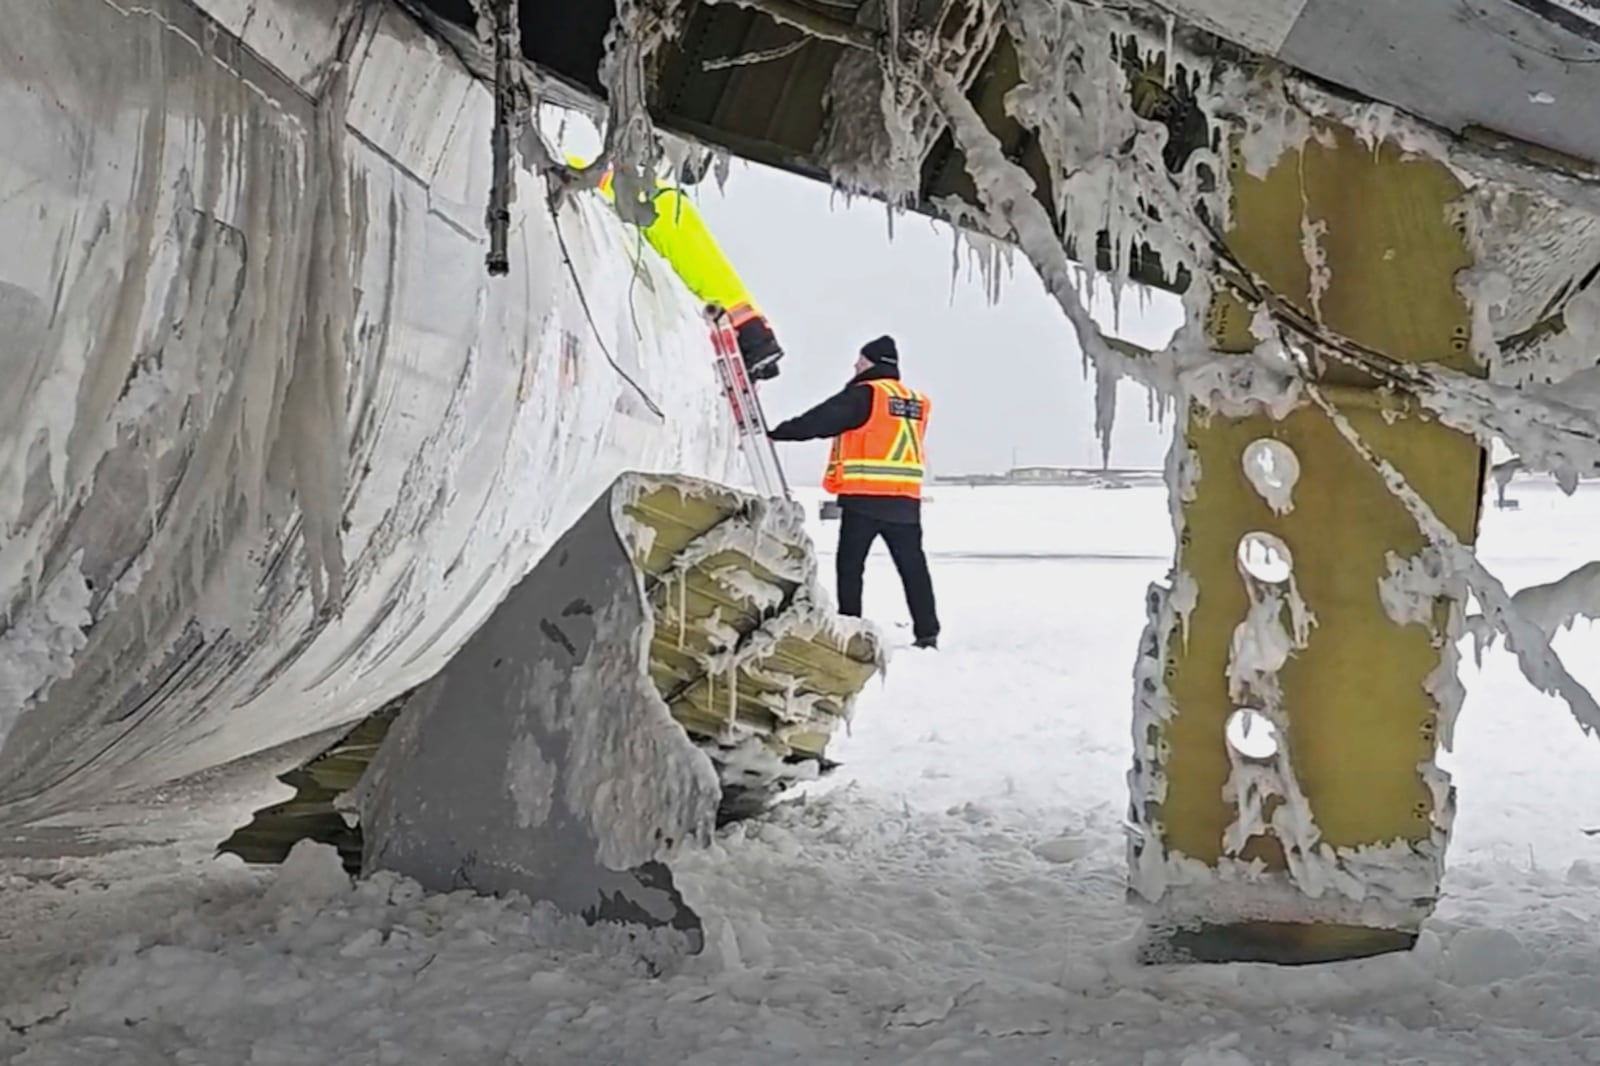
[
  {"x1": 0, "y1": 553, "x2": 93, "y2": 740},
  {"x1": 1217, "y1": 537, "x2": 1328, "y2": 896},
  {"x1": 1379, "y1": 545, "x2": 1469, "y2": 749},
  {"x1": 10, "y1": 0, "x2": 1600, "y2": 964},
  {"x1": 1465, "y1": 560, "x2": 1600, "y2": 652},
  {"x1": 1126, "y1": 579, "x2": 1181, "y2": 902},
  {"x1": 0, "y1": 0, "x2": 741, "y2": 819},
  {"x1": 1241, "y1": 438, "x2": 1301, "y2": 514}
]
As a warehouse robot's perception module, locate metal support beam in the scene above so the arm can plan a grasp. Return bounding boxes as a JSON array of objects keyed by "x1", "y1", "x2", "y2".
[
  {"x1": 1130, "y1": 120, "x2": 1488, "y2": 964},
  {"x1": 486, "y1": 0, "x2": 517, "y2": 275}
]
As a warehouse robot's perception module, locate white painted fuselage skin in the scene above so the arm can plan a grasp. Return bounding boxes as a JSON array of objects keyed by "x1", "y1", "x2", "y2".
[{"x1": 0, "y1": 0, "x2": 739, "y2": 822}]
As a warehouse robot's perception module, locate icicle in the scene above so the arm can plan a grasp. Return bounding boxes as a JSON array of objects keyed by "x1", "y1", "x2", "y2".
[
  {"x1": 1163, "y1": 12, "x2": 1175, "y2": 90},
  {"x1": 1466, "y1": 559, "x2": 1600, "y2": 649},
  {"x1": 282, "y1": 63, "x2": 355, "y2": 614},
  {"x1": 677, "y1": 564, "x2": 687, "y2": 649},
  {"x1": 145, "y1": 460, "x2": 160, "y2": 540},
  {"x1": 1094, "y1": 362, "x2": 1119, "y2": 467}
]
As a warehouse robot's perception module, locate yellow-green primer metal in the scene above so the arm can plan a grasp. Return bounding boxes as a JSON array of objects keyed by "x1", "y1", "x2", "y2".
[{"x1": 1148, "y1": 122, "x2": 1487, "y2": 962}]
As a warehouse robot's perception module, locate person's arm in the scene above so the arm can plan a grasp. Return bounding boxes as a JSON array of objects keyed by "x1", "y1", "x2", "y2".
[{"x1": 768, "y1": 385, "x2": 873, "y2": 441}]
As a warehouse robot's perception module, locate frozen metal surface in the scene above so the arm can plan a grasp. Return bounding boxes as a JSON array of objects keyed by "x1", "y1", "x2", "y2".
[
  {"x1": 357, "y1": 479, "x2": 718, "y2": 948},
  {"x1": 1164, "y1": 0, "x2": 1600, "y2": 166},
  {"x1": 0, "y1": 0, "x2": 738, "y2": 824}
]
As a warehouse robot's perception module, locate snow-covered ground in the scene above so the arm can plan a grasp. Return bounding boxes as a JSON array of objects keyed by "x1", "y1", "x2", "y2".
[{"x1": 7, "y1": 480, "x2": 1600, "y2": 1064}]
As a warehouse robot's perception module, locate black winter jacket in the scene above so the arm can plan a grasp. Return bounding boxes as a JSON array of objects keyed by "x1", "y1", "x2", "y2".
[{"x1": 768, "y1": 364, "x2": 922, "y2": 524}]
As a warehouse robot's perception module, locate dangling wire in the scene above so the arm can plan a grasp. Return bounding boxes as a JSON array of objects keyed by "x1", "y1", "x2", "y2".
[{"x1": 548, "y1": 199, "x2": 666, "y2": 420}]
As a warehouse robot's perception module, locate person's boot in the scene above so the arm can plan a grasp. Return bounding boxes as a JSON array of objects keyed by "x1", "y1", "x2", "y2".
[
  {"x1": 747, "y1": 351, "x2": 781, "y2": 381},
  {"x1": 912, "y1": 634, "x2": 938, "y2": 650}
]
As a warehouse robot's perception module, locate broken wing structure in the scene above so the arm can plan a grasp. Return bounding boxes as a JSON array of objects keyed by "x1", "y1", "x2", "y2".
[
  {"x1": 221, "y1": 473, "x2": 881, "y2": 944},
  {"x1": 0, "y1": 0, "x2": 881, "y2": 942},
  {"x1": 458, "y1": 0, "x2": 1600, "y2": 962},
  {"x1": 15, "y1": 0, "x2": 1600, "y2": 969}
]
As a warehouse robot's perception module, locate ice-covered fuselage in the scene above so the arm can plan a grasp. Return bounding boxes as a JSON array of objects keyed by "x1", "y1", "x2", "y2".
[{"x1": 0, "y1": 0, "x2": 741, "y2": 823}]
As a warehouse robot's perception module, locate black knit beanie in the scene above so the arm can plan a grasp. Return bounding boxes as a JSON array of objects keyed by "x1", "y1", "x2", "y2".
[{"x1": 860, "y1": 335, "x2": 899, "y2": 367}]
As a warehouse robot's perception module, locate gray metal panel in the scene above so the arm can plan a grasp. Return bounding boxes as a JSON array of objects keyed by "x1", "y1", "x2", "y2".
[
  {"x1": 1277, "y1": 0, "x2": 1600, "y2": 164},
  {"x1": 357, "y1": 484, "x2": 717, "y2": 949}
]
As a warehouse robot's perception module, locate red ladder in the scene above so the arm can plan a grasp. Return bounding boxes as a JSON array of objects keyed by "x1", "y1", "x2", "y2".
[{"x1": 705, "y1": 307, "x2": 791, "y2": 501}]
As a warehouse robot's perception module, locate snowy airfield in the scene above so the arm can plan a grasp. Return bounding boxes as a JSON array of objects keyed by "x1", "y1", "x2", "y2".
[{"x1": 6, "y1": 480, "x2": 1600, "y2": 1064}]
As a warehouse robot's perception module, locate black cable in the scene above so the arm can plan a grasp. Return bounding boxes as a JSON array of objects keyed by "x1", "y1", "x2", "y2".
[{"x1": 548, "y1": 201, "x2": 667, "y2": 420}]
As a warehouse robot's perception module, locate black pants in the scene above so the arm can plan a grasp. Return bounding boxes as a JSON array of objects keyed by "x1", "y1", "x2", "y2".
[{"x1": 836, "y1": 509, "x2": 940, "y2": 640}]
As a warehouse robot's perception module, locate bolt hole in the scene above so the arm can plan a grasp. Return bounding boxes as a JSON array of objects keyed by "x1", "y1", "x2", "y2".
[
  {"x1": 1241, "y1": 438, "x2": 1300, "y2": 504},
  {"x1": 1237, "y1": 530, "x2": 1294, "y2": 583},
  {"x1": 1225, "y1": 708, "x2": 1280, "y2": 760}
]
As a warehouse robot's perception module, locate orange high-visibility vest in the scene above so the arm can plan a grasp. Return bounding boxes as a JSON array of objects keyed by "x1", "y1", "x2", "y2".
[{"x1": 823, "y1": 380, "x2": 930, "y2": 498}]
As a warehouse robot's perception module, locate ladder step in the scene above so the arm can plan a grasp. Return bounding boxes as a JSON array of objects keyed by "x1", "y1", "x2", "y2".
[{"x1": 707, "y1": 310, "x2": 790, "y2": 500}]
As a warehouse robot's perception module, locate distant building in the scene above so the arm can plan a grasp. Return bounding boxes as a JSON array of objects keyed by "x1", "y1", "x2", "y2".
[
  {"x1": 931, "y1": 465, "x2": 1163, "y2": 488},
  {"x1": 1007, "y1": 465, "x2": 1076, "y2": 482}
]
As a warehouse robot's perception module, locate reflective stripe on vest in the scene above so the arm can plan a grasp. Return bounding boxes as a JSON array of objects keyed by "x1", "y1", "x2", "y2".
[{"x1": 823, "y1": 380, "x2": 929, "y2": 498}]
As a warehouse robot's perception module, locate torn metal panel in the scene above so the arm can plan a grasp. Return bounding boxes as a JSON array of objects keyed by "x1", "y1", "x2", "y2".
[
  {"x1": 355, "y1": 476, "x2": 718, "y2": 947},
  {"x1": 216, "y1": 472, "x2": 884, "y2": 943}
]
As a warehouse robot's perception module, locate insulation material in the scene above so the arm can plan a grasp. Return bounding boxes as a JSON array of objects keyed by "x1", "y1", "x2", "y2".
[{"x1": 616, "y1": 476, "x2": 885, "y2": 812}]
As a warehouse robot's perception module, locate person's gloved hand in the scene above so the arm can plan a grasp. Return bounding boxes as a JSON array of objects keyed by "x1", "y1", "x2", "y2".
[{"x1": 735, "y1": 315, "x2": 783, "y2": 381}]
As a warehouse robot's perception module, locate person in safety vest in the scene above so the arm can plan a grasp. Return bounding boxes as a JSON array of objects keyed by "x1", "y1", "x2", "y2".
[
  {"x1": 565, "y1": 154, "x2": 783, "y2": 380},
  {"x1": 767, "y1": 335, "x2": 940, "y2": 649}
]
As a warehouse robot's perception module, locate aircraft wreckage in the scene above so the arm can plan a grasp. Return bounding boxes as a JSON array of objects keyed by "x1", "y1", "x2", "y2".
[{"x1": 7, "y1": 0, "x2": 1600, "y2": 964}]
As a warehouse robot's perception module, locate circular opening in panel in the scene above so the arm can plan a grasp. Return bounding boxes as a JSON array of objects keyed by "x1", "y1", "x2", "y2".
[
  {"x1": 1237, "y1": 531, "x2": 1294, "y2": 584},
  {"x1": 1225, "y1": 708, "x2": 1280, "y2": 760},
  {"x1": 1242, "y1": 438, "x2": 1300, "y2": 498}
]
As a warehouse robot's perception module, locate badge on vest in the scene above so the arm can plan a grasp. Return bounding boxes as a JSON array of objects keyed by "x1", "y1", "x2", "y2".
[{"x1": 887, "y1": 396, "x2": 924, "y2": 419}]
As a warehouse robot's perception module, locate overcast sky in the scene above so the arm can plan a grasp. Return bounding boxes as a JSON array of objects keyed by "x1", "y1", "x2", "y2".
[{"x1": 551, "y1": 115, "x2": 1185, "y2": 476}]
